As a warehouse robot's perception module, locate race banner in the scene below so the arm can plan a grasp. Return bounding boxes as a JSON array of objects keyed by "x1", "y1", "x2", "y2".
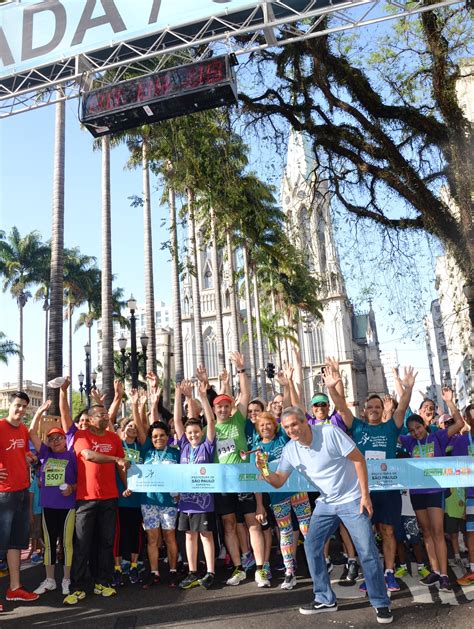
[{"x1": 127, "y1": 456, "x2": 474, "y2": 493}]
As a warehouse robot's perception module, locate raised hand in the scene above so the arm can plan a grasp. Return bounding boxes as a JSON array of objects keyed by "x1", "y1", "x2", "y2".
[
  {"x1": 322, "y1": 358, "x2": 342, "y2": 389},
  {"x1": 229, "y1": 351, "x2": 245, "y2": 370},
  {"x1": 275, "y1": 369, "x2": 288, "y2": 387},
  {"x1": 441, "y1": 386, "x2": 454, "y2": 404},
  {"x1": 114, "y1": 379, "x2": 124, "y2": 398},
  {"x1": 219, "y1": 368, "x2": 229, "y2": 384},
  {"x1": 90, "y1": 388, "x2": 106, "y2": 405},
  {"x1": 197, "y1": 379, "x2": 208, "y2": 397},
  {"x1": 383, "y1": 394, "x2": 395, "y2": 413},
  {"x1": 129, "y1": 388, "x2": 139, "y2": 405},
  {"x1": 401, "y1": 366, "x2": 417, "y2": 389},
  {"x1": 180, "y1": 380, "x2": 194, "y2": 399},
  {"x1": 138, "y1": 387, "x2": 148, "y2": 407},
  {"x1": 37, "y1": 399, "x2": 52, "y2": 415},
  {"x1": 60, "y1": 376, "x2": 71, "y2": 392},
  {"x1": 146, "y1": 372, "x2": 158, "y2": 388},
  {"x1": 196, "y1": 364, "x2": 209, "y2": 384}
]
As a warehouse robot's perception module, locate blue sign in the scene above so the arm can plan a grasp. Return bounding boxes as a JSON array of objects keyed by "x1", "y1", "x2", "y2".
[
  {"x1": 0, "y1": 0, "x2": 261, "y2": 79},
  {"x1": 127, "y1": 456, "x2": 474, "y2": 493}
]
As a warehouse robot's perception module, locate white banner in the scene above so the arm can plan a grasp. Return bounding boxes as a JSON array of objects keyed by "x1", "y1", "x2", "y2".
[{"x1": 0, "y1": 0, "x2": 262, "y2": 79}]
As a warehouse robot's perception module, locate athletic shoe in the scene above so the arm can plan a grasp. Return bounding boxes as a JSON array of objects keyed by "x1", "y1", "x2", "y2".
[
  {"x1": 6, "y1": 587, "x2": 39, "y2": 602},
  {"x1": 168, "y1": 571, "x2": 178, "y2": 588},
  {"x1": 63, "y1": 590, "x2": 86, "y2": 605},
  {"x1": 112, "y1": 570, "x2": 125, "y2": 587},
  {"x1": 395, "y1": 566, "x2": 409, "y2": 578},
  {"x1": 61, "y1": 579, "x2": 71, "y2": 596},
  {"x1": 142, "y1": 572, "x2": 160, "y2": 589},
  {"x1": 34, "y1": 578, "x2": 57, "y2": 595},
  {"x1": 359, "y1": 580, "x2": 368, "y2": 593},
  {"x1": 457, "y1": 570, "x2": 474, "y2": 586},
  {"x1": 199, "y1": 572, "x2": 215, "y2": 590},
  {"x1": 255, "y1": 569, "x2": 271, "y2": 588},
  {"x1": 375, "y1": 607, "x2": 393, "y2": 624},
  {"x1": 332, "y1": 552, "x2": 348, "y2": 565},
  {"x1": 418, "y1": 565, "x2": 430, "y2": 579},
  {"x1": 129, "y1": 567, "x2": 140, "y2": 584},
  {"x1": 0, "y1": 560, "x2": 7, "y2": 571},
  {"x1": 93, "y1": 584, "x2": 117, "y2": 597},
  {"x1": 420, "y1": 571, "x2": 440, "y2": 586},
  {"x1": 452, "y1": 557, "x2": 467, "y2": 570},
  {"x1": 179, "y1": 573, "x2": 200, "y2": 590},
  {"x1": 384, "y1": 572, "x2": 400, "y2": 592},
  {"x1": 299, "y1": 601, "x2": 337, "y2": 615},
  {"x1": 340, "y1": 560, "x2": 359, "y2": 585},
  {"x1": 273, "y1": 557, "x2": 286, "y2": 572},
  {"x1": 31, "y1": 553, "x2": 43, "y2": 565},
  {"x1": 439, "y1": 576, "x2": 452, "y2": 592},
  {"x1": 280, "y1": 573, "x2": 297, "y2": 590},
  {"x1": 242, "y1": 551, "x2": 256, "y2": 571},
  {"x1": 262, "y1": 561, "x2": 272, "y2": 581},
  {"x1": 326, "y1": 559, "x2": 333, "y2": 574},
  {"x1": 226, "y1": 567, "x2": 246, "y2": 586}
]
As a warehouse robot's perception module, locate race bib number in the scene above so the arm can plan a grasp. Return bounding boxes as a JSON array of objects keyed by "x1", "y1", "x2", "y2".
[
  {"x1": 217, "y1": 438, "x2": 236, "y2": 460},
  {"x1": 413, "y1": 443, "x2": 434, "y2": 458},
  {"x1": 365, "y1": 450, "x2": 386, "y2": 461},
  {"x1": 44, "y1": 459, "x2": 67, "y2": 486}
]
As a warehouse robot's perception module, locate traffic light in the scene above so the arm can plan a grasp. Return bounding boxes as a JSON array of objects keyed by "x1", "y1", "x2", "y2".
[{"x1": 266, "y1": 362, "x2": 275, "y2": 379}]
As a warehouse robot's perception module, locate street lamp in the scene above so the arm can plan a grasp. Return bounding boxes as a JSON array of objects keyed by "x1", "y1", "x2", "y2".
[
  {"x1": 78, "y1": 371, "x2": 84, "y2": 403},
  {"x1": 128, "y1": 295, "x2": 139, "y2": 389},
  {"x1": 91, "y1": 369, "x2": 97, "y2": 390},
  {"x1": 118, "y1": 334, "x2": 127, "y2": 382},
  {"x1": 140, "y1": 331, "x2": 149, "y2": 378},
  {"x1": 84, "y1": 342, "x2": 91, "y2": 408}
]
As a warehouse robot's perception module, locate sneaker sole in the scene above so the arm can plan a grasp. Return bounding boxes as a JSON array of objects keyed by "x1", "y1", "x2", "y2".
[
  {"x1": 299, "y1": 605, "x2": 337, "y2": 615},
  {"x1": 6, "y1": 595, "x2": 39, "y2": 602},
  {"x1": 377, "y1": 615, "x2": 394, "y2": 624}
]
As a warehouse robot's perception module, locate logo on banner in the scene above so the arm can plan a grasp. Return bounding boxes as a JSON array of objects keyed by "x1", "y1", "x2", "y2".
[
  {"x1": 380, "y1": 463, "x2": 388, "y2": 472},
  {"x1": 200, "y1": 467, "x2": 206, "y2": 475}
]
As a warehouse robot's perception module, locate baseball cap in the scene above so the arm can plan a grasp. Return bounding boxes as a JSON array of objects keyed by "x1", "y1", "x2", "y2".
[
  {"x1": 311, "y1": 393, "x2": 329, "y2": 405},
  {"x1": 47, "y1": 427, "x2": 65, "y2": 437},
  {"x1": 213, "y1": 394, "x2": 234, "y2": 406}
]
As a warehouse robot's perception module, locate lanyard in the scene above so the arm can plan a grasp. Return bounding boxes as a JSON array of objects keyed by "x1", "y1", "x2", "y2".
[
  {"x1": 416, "y1": 438, "x2": 429, "y2": 456},
  {"x1": 189, "y1": 446, "x2": 196, "y2": 464},
  {"x1": 151, "y1": 447, "x2": 167, "y2": 463}
]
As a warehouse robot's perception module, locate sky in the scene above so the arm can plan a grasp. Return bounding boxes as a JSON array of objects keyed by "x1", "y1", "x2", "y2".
[{"x1": 0, "y1": 19, "x2": 439, "y2": 410}]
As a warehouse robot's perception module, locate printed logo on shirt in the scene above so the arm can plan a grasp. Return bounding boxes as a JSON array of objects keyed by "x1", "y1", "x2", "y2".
[
  {"x1": 91, "y1": 440, "x2": 113, "y2": 454},
  {"x1": 5, "y1": 438, "x2": 25, "y2": 451}
]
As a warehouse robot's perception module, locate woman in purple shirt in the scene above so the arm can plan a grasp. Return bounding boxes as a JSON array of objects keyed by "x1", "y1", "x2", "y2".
[
  {"x1": 399, "y1": 387, "x2": 463, "y2": 591},
  {"x1": 28, "y1": 400, "x2": 77, "y2": 598}
]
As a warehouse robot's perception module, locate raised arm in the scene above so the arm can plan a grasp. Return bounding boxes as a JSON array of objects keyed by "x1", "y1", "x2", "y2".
[
  {"x1": 173, "y1": 381, "x2": 185, "y2": 440},
  {"x1": 323, "y1": 357, "x2": 354, "y2": 429},
  {"x1": 108, "y1": 380, "x2": 124, "y2": 425},
  {"x1": 197, "y1": 379, "x2": 216, "y2": 442},
  {"x1": 129, "y1": 388, "x2": 147, "y2": 445},
  {"x1": 230, "y1": 352, "x2": 250, "y2": 416},
  {"x1": 148, "y1": 386, "x2": 160, "y2": 424},
  {"x1": 29, "y1": 400, "x2": 52, "y2": 452},
  {"x1": 276, "y1": 365, "x2": 294, "y2": 410},
  {"x1": 219, "y1": 368, "x2": 232, "y2": 397},
  {"x1": 59, "y1": 377, "x2": 73, "y2": 432},
  {"x1": 393, "y1": 366, "x2": 417, "y2": 428},
  {"x1": 441, "y1": 387, "x2": 465, "y2": 438},
  {"x1": 391, "y1": 367, "x2": 404, "y2": 401}
]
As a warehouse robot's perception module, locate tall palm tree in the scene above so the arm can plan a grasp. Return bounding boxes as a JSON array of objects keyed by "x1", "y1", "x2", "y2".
[
  {"x1": 0, "y1": 227, "x2": 49, "y2": 389},
  {"x1": 100, "y1": 135, "x2": 114, "y2": 406},
  {"x1": 242, "y1": 243, "x2": 258, "y2": 397},
  {"x1": 188, "y1": 188, "x2": 205, "y2": 367},
  {"x1": 48, "y1": 95, "x2": 66, "y2": 413},
  {"x1": 225, "y1": 231, "x2": 240, "y2": 353},
  {"x1": 167, "y1": 173, "x2": 184, "y2": 382},
  {"x1": 210, "y1": 207, "x2": 226, "y2": 373}
]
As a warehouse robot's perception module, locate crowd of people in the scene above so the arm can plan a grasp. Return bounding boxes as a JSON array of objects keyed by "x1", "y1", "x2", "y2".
[{"x1": 1, "y1": 352, "x2": 473, "y2": 624}]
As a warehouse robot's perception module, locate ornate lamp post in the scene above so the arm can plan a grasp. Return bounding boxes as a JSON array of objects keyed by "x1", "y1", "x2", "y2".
[
  {"x1": 118, "y1": 334, "x2": 128, "y2": 381},
  {"x1": 127, "y1": 295, "x2": 139, "y2": 389},
  {"x1": 140, "y1": 331, "x2": 149, "y2": 379},
  {"x1": 84, "y1": 342, "x2": 92, "y2": 408},
  {"x1": 78, "y1": 371, "x2": 85, "y2": 403}
]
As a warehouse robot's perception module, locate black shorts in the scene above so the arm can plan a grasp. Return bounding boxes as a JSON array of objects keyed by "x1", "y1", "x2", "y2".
[
  {"x1": 178, "y1": 512, "x2": 215, "y2": 533},
  {"x1": 214, "y1": 493, "x2": 257, "y2": 522},
  {"x1": 444, "y1": 514, "x2": 465, "y2": 535},
  {"x1": 371, "y1": 490, "x2": 402, "y2": 526},
  {"x1": 410, "y1": 491, "x2": 444, "y2": 511}
]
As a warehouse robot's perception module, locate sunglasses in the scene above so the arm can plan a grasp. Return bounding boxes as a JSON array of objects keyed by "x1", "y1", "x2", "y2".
[
  {"x1": 313, "y1": 402, "x2": 328, "y2": 407},
  {"x1": 47, "y1": 435, "x2": 64, "y2": 442}
]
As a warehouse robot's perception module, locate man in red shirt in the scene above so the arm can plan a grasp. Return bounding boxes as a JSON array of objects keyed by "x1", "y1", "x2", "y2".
[
  {"x1": 64, "y1": 404, "x2": 129, "y2": 605},
  {"x1": 0, "y1": 391, "x2": 39, "y2": 607}
]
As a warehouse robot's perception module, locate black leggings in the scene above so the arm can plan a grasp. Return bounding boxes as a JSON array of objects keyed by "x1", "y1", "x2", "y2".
[
  {"x1": 114, "y1": 507, "x2": 142, "y2": 559},
  {"x1": 42, "y1": 507, "x2": 75, "y2": 567}
]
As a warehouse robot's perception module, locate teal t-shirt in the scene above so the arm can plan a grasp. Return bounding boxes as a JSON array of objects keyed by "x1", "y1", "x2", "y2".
[
  {"x1": 351, "y1": 417, "x2": 401, "y2": 460},
  {"x1": 141, "y1": 440, "x2": 180, "y2": 507}
]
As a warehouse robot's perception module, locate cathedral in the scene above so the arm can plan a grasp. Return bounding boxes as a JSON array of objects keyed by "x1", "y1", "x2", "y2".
[{"x1": 181, "y1": 128, "x2": 386, "y2": 409}]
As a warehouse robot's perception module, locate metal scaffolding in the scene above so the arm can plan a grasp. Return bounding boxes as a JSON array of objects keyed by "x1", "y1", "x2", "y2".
[{"x1": 0, "y1": 0, "x2": 463, "y2": 118}]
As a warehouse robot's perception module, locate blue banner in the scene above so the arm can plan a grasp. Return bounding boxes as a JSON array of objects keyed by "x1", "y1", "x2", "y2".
[{"x1": 127, "y1": 456, "x2": 474, "y2": 493}]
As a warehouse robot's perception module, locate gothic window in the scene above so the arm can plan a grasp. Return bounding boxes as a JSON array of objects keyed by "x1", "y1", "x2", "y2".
[
  {"x1": 309, "y1": 325, "x2": 325, "y2": 365},
  {"x1": 183, "y1": 296, "x2": 190, "y2": 316},
  {"x1": 183, "y1": 330, "x2": 195, "y2": 378},
  {"x1": 224, "y1": 289, "x2": 230, "y2": 309},
  {"x1": 203, "y1": 261, "x2": 213, "y2": 289},
  {"x1": 203, "y1": 326, "x2": 218, "y2": 377}
]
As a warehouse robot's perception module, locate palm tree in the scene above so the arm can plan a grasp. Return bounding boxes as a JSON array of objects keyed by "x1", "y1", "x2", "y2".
[
  {"x1": 0, "y1": 332, "x2": 21, "y2": 365},
  {"x1": 0, "y1": 227, "x2": 49, "y2": 389},
  {"x1": 210, "y1": 206, "x2": 226, "y2": 373},
  {"x1": 187, "y1": 188, "x2": 205, "y2": 367},
  {"x1": 48, "y1": 95, "x2": 66, "y2": 413}
]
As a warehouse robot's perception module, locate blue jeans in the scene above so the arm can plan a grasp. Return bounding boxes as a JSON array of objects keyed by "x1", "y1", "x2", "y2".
[{"x1": 305, "y1": 498, "x2": 390, "y2": 609}]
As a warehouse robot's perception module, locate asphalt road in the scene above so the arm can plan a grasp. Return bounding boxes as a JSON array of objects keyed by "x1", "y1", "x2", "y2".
[{"x1": 1, "y1": 558, "x2": 473, "y2": 629}]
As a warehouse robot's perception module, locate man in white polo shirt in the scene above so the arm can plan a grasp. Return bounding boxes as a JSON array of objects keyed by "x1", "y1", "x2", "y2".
[{"x1": 256, "y1": 406, "x2": 393, "y2": 625}]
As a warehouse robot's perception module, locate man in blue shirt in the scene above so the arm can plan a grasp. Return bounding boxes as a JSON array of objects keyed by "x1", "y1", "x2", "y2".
[{"x1": 256, "y1": 406, "x2": 393, "y2": 625}]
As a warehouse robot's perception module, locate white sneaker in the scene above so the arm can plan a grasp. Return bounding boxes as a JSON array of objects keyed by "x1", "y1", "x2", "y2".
[
  {"x1": 280, "y1": 573, "x2": 297, "y2": 590},
  {"x1": 226, "y1": 568, "x2": 246, "y2": 586},
  {"x1": 62, "y1": 578, "x2": 71, "y2": 595},
  {"x1": 34, "y1": 578, "x2": 57, "y2": 594},
  {"x1": 255, "y1": 569, "x2": 271, "y2": 588}
]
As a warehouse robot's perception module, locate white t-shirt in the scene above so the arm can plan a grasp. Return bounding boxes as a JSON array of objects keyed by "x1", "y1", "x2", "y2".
[{"x1": 277, "y1": 425, "x2": 361, "y2": 505}]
